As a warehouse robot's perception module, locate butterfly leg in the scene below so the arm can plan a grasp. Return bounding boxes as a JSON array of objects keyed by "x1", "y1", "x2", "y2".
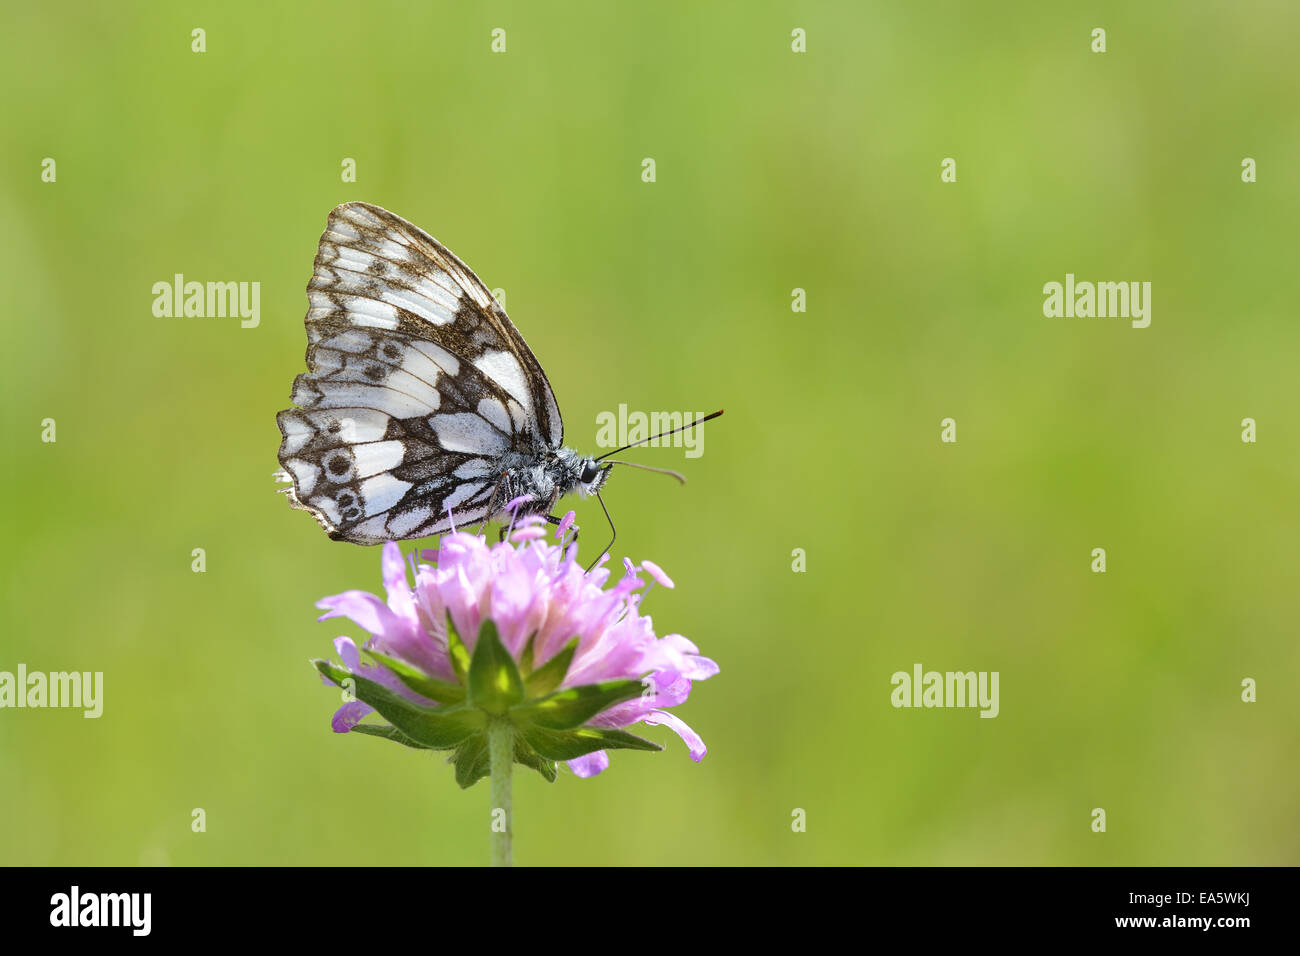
[{"x1": 477, "y1": 474, "x2": 509, "y2": 537}]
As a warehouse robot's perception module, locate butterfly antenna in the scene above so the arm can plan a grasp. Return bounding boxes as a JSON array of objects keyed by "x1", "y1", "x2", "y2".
[
  {"x1": 586, "y1": 491, "x2": 616, "y2": 572},
  {"x1": 601, "y1": 460, "x2": 687, "y2": 484},
  {"x1": 593, "y1": 409, "x2": 724, "y2": 461}
]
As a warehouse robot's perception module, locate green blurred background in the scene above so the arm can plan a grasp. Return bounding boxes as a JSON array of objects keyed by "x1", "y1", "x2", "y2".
[{"x1": 2, "y1": 1, "x2": 1298, "y2": 866}]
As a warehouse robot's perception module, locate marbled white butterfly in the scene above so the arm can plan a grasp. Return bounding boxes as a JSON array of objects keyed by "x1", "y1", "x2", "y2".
[{"x1": 275, "y1": 202, "x2": 718, "y2": 558}]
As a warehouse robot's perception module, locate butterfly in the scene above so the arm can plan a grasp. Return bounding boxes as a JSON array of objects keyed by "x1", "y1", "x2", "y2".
[{"x1": 275, "y1": 201, "x2": 718, "y2": 558}]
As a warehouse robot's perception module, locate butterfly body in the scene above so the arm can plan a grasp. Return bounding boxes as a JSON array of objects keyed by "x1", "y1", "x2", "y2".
[{"x1": 276, "y1": 202, "x2": 609, "y2": 545}]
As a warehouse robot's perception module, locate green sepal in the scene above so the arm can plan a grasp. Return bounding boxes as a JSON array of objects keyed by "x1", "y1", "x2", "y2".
[
  {"x1": 348, "y1": 723, "x2": 453, "y2": 751},
  {"x1": 517, "y1": 633, "x2": 536, "y2": 676},
  {"x1": 467, "y1": 621, "x2": 525, "y2": 714},
  {"x1": 362, "y1": 647, "x2": 464, "y2": 705},
  {"x1": 513, "y1": 735, "x2": 558, "y2": 783},
  {"x1": 518, "y1": 724, "x2": 662, "y2": 761},
  {"x1": 523, "y1": 637, "x2": 579, "y2": 698},
  {"x1": 445, "y1": 614, "x2": 471, "y2": 684},
  {"x1": 452, "y1": 735, "x2": 490, "y2": 789},
  {"x1": 315, "y1": 660, "x2": 484, "y2": 749},
  {"x1": 511, "y1": 679, "x2": 646, "y2": 730}
]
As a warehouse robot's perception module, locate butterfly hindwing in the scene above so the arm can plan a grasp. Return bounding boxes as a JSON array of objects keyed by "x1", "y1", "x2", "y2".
[{"x1": 277, "y1": 202, "x2": 566, "y2": 543}]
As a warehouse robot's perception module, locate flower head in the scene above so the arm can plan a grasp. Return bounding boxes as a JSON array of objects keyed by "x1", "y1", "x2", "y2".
[{"x1": 312, "y1": 511, "x2": 718, "y2": 782}]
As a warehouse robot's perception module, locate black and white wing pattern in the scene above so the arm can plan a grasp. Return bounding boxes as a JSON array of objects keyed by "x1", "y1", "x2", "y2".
[{"x1": 276, "y1": 202, "x2": 565, "y2": 544}]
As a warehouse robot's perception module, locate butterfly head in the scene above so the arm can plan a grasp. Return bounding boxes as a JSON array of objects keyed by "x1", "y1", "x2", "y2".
[
  {"x1": 576, "y1": 457, "x2": 612, "y2": 497},
  {"x1": 544, "y1": 447, "x2": 611, "y2": 502}
]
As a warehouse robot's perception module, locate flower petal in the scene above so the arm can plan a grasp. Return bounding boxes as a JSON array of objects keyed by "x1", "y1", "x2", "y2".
[
  {"x1": 381, "y1": 541, "x2": 407, "y2": 597},
  {"x1": 318, "y1": 590, "x2": 402, "y2": 639},
  {"x1": 331, "y1": 699, "x2": 373, "y2": 733},
  {"x1": 653, "y1": 634, "x2": 720, "y2": 680},
  {"x1": 643, "y1": 710, "x2": 707, "y2": 762},
  {"x1": 568, "y1": 750, "x2": 610, "y2": 778},
  {"x1": 333, "y1": 636, "x2": 362, "y2": 670},
  {"x1": 382, "y1": 542, "x2": 420, "y2": 624}
]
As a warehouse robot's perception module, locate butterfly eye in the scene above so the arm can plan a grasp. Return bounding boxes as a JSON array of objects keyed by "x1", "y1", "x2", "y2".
[{"x1": 580, "y1": 462, "x2": 600, "y2": 484}]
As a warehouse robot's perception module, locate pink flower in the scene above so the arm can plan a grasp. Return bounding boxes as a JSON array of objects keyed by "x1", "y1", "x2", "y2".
[{"x1": 315, "y1": 512, "x2": 718, "y2": 778}]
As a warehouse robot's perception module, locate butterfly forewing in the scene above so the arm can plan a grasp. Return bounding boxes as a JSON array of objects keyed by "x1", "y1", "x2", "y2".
[{"x1": 277, "y1": 202, "x2": 565, "y2": 544}]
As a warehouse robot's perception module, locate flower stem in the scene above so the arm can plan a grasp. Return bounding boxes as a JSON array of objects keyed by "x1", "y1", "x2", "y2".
[{"x1": 488, "y1": 716, "x2": 513, "y2": 867}]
